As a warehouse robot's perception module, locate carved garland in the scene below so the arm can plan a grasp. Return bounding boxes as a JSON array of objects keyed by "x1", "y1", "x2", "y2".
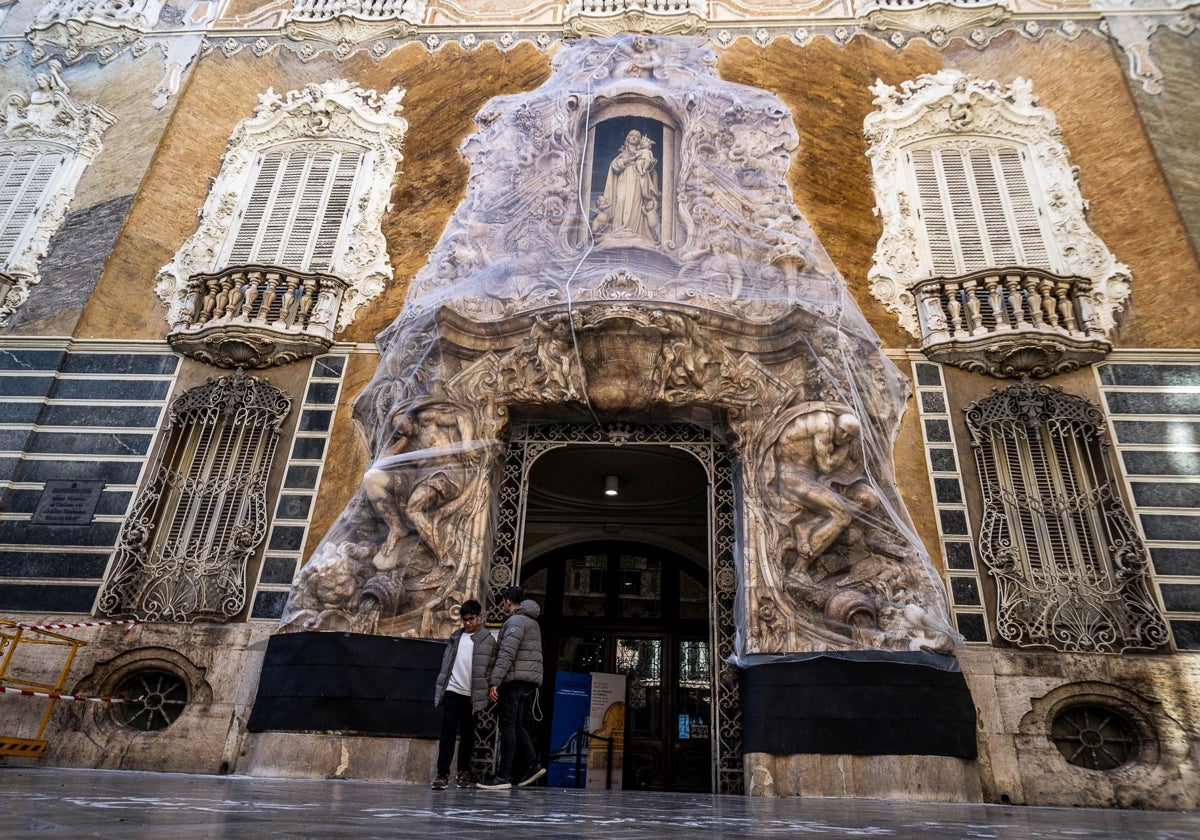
[
  {"x1": 864, "y1": 69, "x2": 1130, "y2": 338},
  {"x1": 155, "y1": 79, "x2": 407, "y2": 333}
]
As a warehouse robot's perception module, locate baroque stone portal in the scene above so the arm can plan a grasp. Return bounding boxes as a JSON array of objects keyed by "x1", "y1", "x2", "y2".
[{"x1": 280, "y1": 35, "x2": 956, "y2": 656}]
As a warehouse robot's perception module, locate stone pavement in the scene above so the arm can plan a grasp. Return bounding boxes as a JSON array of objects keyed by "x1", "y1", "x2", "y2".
[{"x1": 2, "y1": 767, "x2": 1198, "y2": 839}]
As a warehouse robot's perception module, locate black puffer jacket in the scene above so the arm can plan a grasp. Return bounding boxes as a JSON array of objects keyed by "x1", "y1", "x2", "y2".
[{"x1": 489, "y1": 599, "x2": 543, "y2": 687}]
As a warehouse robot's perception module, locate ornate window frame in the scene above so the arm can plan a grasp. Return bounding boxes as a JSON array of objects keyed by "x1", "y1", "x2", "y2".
[
  {"x1": 964, "y1": 380, "x2": 1170, "y2": 653},
  {"x1": 155, "y1": 80, "x2": 406, "y2": 368},
  {"x1": 864, "y1": 71, "x2": 1128, "y2": 377},
  {"x1": 98, "y1": 370, "x2": 292, "y2": 623},
  {"x1": 0, "y1": 64, "x2": 114, "y2": 327}
]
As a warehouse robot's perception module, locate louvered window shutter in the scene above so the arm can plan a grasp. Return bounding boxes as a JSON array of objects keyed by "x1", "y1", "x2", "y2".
[
  {"x1": 912, "y1": 144, "x2": 1051, "y2": 275},
  {"x1": 226, "y1": 148, "x2": 362, "y2": 273},
  {"x1": 0, "y1": 151, "x2": 63, "y2": 266}
]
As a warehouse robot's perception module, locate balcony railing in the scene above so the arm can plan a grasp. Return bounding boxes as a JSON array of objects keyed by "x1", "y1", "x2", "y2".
[
  {"x1": 290, "y1": 0, "x2": 425, "y2": 22},
  {"x1": 914, "y1": 267, "x2": 1111, "y2": 378},
  {"x1": 168, "y1": 265, "x2": 347, "y2": 369},
  {"x1": 564, "y1": 0, "x2": 706, "y2": 35}
]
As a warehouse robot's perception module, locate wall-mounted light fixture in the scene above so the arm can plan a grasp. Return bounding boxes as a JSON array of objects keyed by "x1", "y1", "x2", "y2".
[{"x1": 604, "y1": 475, "x2": 619, "y2": 497}]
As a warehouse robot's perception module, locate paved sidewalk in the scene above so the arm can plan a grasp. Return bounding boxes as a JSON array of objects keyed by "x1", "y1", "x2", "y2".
[{"x1": 2, "y1": 767, "x2": 1197, "y2": 839}]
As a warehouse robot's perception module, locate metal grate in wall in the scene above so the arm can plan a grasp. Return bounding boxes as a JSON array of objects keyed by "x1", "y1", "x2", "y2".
[
  {"x1": 0, "y1": 342, "x2": 178, "y2": 615},
  {"x1": 1098, "y1": 358, "x2": 1200, "y2": 650},
  {"x1": 910, "y1": 358, "x2": 989, "y2": 644},
  {"x1": 249, "y1": 352, "x2": 348, "y2": 620}
]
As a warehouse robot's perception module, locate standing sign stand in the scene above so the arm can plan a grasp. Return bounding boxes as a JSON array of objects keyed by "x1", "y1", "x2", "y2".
[{"x1": 547, "y1": 671, "x2": 626, "y2": 789}]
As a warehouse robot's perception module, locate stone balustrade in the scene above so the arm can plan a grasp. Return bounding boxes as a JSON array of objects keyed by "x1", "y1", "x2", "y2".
[
  {"x1": 568, "y1": 0, "x2": 703, "y2": 15},
  {"x1": 168, "y1": 265, "x2": 347, "y2": 369},
  {"x1": 290, "y1": 0, "x2": 426, "y2": 22},
  {"x1": 913, "y1": 268, "x2": 1111, "y2": 378}
]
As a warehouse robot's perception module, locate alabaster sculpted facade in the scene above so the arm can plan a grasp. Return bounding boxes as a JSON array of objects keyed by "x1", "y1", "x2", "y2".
[{"x1": 0, "y1": 0, "x2": 1197, "y2": 809}]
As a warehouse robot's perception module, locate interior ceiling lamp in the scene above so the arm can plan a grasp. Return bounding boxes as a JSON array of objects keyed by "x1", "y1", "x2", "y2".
[{"x1": 604, "y1": 475, "x2": 619, "y2": 497}]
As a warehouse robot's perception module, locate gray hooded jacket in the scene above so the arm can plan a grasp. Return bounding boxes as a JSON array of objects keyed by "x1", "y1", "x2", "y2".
[
  {"x1": 434, "y1": 625, "x2": 497, "y2": 713},
  {"x1": 489, "y1": 599, "x2": 543, "y2": 687}
]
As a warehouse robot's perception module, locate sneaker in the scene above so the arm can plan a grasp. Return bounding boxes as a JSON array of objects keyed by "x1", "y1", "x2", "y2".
[
  {"x1": 475, "y1": 776, "x2": 512, "y2": 790},
  {"x1": 431, "y1": 777, "x2": 449, "y2": 790},
  {"x1": 455, "y1": 771, "x2": 472, "y2": 789},
  {"x1": 517, "y1": 765, "x2": 546, "y2": 787}
]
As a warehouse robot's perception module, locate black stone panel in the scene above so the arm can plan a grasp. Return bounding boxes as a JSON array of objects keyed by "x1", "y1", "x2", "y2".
[
  {"x1": 0, "y1": 401, "x2": 42, "y2": 424},
  {"x1": 26, "y1": 431, "x2": 153, "y2": 457},
  {"x1": 1105, "y1": 391, "x2": 1200, "y2": 416},
  {"x1": 1170, "y1": 620, "x2": 1200, "y2": 650},
  {"x1": 268, "y1": 526, "x2": 305, "y2": 552},
  {"x1": 0, "y1": 428, "x2": 31, "y2": 451},
  {"x1": 298, "y1": 409, "x2": 333, "y2": 433},
  {"x1": 920, "y1": 391, "x2": 946, "y2": 413},
  {"x1": 934, "y1": 477, "x2": 963, "y2": 504},
  {"x1": 0, "y1": 551, "x2": 110, "y2": 579},
  {"x1": 1122, "y1": 450, "x2": 1200, "y2": 477},
  {"x1": 37, "y1": 404, "x2": 163, "y2": 428},
  {"x1": 60, "y1": 353, "x2": 178, "y2": 376},
  {"x1": 928, "y1": 448, "x2": 957, "y2": 472},
  {"x1": 0, "y1": 456, "x2": 17, "y2": 482},
  {"x1": 0, "y1": 376, "x2": 53, "y2": 396},
  {"x1": 275, "y1": 494, "x2": 313, "y2": 521},
  {"x1": 923, "y1": 419, "x2": 952, "y2": 443},
  {"x1": 950, "y1": 577, "x2": 981, "y2": 606},
  {"x1": 247, "y1": 632, "x2": 443, "y2": 736},
  {"x1": 1131, "y1": 481, "x2": 1200, "y2": 509},
  {"x1": 1159, "y1": 584, "x2": 1200, "y2": 613},
  {"x1": 1112, "y1": 420, "x2": 1200, "y2": 446},
  {"x1": 0, "y1": 583, "x2": 98, "y2": 612},
  {"x1": 955, "y1": 613, "x2": 988, "y2": 643},
  {"x1": 50, "y1": 378, "x2": 171, "y2": 401},
  {"x1": 284, "y1": 465, "x2": 320, "y2": 489},
  {"x1": 259, "y1": 556, "x2": 298, "y2": 585},
  {"x1": 1140, "y1": 514, "x2": 1200, "y2": 542},
  {"x1": 1099, "y1": 364, "x2": 1200, "y2": 388},
  {"x1": 939, "y1": 509, "x2": 969, "y2": 536},
  {"x1": 251, "y1": 590, "x2": 290, "y2": 620},
  {"x1": 1149, "y1": 547, "x2": 1200, "y2": 576},
  {"x1": 305, "y1": 382, "x2": 340, "y2": 405},
  {"x1": 291, "y1": 437, "x2": 326, "y2": 460},
  {"x1": 944, "y1": 541, "x2": 975, "y2": 570},
  {"x1": 740, "y1": 655, "x2": 977, "y2": 758},
  {"x1": 0, "y1": 349, "x2": 66, "y2": 370},
  {"x1": 915, "y1": 364, "x2": 941, "y2": 387},
  {"x1": 11, "y1": 459, "x2": 143, "y2": 485},
  {"x1": 0, "y1": 520, "x2": 123, "y2": 547},
  {"x1": 313, "y1": 356, "x2": 346, "y2": 378}
]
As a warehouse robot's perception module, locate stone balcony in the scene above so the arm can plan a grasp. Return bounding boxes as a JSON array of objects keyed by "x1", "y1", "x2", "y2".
[
  {"x1": 855, "y1": 0, "x2": 1012, "y2": 35},
  {"x1": 913, "y1": 267, "x2": 1111, "y2": 378},
  {"x1": 167, "y1": 265, "x2": 347, "y2": 370}
]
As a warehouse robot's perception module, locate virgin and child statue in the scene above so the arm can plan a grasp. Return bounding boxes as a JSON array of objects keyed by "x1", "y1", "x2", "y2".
[{"x1": 594, "y1": 129, "x2": 661, "y2": 245}]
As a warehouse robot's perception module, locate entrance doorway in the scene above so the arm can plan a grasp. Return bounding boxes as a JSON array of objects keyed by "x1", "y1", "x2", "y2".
[{"x1": 521, "y1": 541, "x2": 713, "y2": 792}]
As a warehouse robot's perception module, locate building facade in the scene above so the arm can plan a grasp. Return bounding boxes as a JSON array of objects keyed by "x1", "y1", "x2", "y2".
[{"x1": 0, "y1": 0, "x2": 1197, "y2": 808}]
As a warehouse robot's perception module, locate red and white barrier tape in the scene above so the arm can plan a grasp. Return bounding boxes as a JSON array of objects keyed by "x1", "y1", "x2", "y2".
[
  {"x1": 13, "y1": 619, "x2": 141, "y2": 631},
  {"x1": 0, "y1": 685, "x2": 142, "y2": 704}
]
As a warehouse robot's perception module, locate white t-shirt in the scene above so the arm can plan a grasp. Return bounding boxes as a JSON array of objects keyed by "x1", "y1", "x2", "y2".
[{"x1": 447, "y1": 631, "x2": 474, "y2": 697}]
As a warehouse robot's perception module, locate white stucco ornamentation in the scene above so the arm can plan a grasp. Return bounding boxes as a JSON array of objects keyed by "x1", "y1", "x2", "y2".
[
  {"x1": 156, "y1": 79, "x2": 406, "y2": 346},
  {"x1": 0, "y1": 63, "x2": 114, "y2": 327},
  {"x1": 26, "y1": 0, "x2": 165, "y2": 64},
  {"x1": 564, "y1": 0, "x2": 707, "y2": 36},
  {"x1": 864, "y1": 70, "x2": 1130, "y2": 340},
  {"x1": 283, "y1": 0, "x2": 427, "y2": 46}
]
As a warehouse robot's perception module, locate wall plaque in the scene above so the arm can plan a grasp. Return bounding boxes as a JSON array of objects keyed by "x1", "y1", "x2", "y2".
[{"x1": 31, "y1": 480, "x2": 105, "y2": 525}]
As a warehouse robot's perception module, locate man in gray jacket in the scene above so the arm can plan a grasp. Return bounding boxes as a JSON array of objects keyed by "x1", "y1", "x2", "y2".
[
  {"x1": 432, "y1": 599, "x2": 496, "y2": 789},
  {"x1": 477, "y1": 586, "x2": 545, "y2": 790}
]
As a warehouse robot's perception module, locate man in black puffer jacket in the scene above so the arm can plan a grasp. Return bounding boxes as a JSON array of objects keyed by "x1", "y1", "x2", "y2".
[{"x1": 477, "y1": 586, "x2": 545, "y2": 790}]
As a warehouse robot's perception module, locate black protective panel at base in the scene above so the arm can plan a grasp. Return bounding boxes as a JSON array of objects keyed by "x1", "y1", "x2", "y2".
[
  {"x1": 246, "y1": 632, "x2": 444, "y2": 737},
  {"x1": 741, "y1": 655, "x2": 977, "y2": 758}
]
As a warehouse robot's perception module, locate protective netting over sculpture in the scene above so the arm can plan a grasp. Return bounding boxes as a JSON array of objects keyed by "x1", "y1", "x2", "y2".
[{"x1": 279, "y1": 35, "x2": 958, "y2": 658}]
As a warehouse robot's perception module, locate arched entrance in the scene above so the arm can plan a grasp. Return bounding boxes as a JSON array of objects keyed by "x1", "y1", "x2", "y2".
[
  {"x1": 523, "y1": 541, "x2": 713, "y2": 792},
  {"x1": 485, "y1": 421, "x2": 742, "y2": 793}
]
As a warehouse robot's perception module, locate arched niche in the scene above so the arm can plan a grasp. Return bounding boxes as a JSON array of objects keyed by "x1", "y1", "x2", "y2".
[{"x1": 582, "y1": 101, "x2": 679, "y2": 251}]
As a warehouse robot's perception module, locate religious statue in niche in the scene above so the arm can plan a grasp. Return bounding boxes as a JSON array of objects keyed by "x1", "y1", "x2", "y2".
[{"x1": 590, "y1": 119, "x2": 664, "y2": 246}]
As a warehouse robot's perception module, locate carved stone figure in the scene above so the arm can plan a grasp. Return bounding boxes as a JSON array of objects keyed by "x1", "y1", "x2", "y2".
[{"x1": 599, "y1": 129, "x2": 661, "y2": 244}]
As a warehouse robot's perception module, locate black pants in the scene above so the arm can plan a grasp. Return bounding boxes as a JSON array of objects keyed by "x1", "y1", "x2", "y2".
[
  {"x1": 436, "y1": 690, "x2": 475, "y2": 778},
  {"x1": 496, "y1": 680, "x2": 538, "y2": 781}
]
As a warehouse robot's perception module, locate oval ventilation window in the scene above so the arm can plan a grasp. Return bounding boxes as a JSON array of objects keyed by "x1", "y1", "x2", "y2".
[
  {"x1": 1050, "y1": 705, "x2": 1139, "y2": 771},
  {"x1": 115, "y1": 670, "x2": 188, "y2": 731}
]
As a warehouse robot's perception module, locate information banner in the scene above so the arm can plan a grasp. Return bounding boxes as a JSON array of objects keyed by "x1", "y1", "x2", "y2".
[
  {"x1": 586, "y1": 672, "x2": 626, "y2": 791},
  {"x1": 547, "y1": 671, "x2": 591, "y2": 788}
]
